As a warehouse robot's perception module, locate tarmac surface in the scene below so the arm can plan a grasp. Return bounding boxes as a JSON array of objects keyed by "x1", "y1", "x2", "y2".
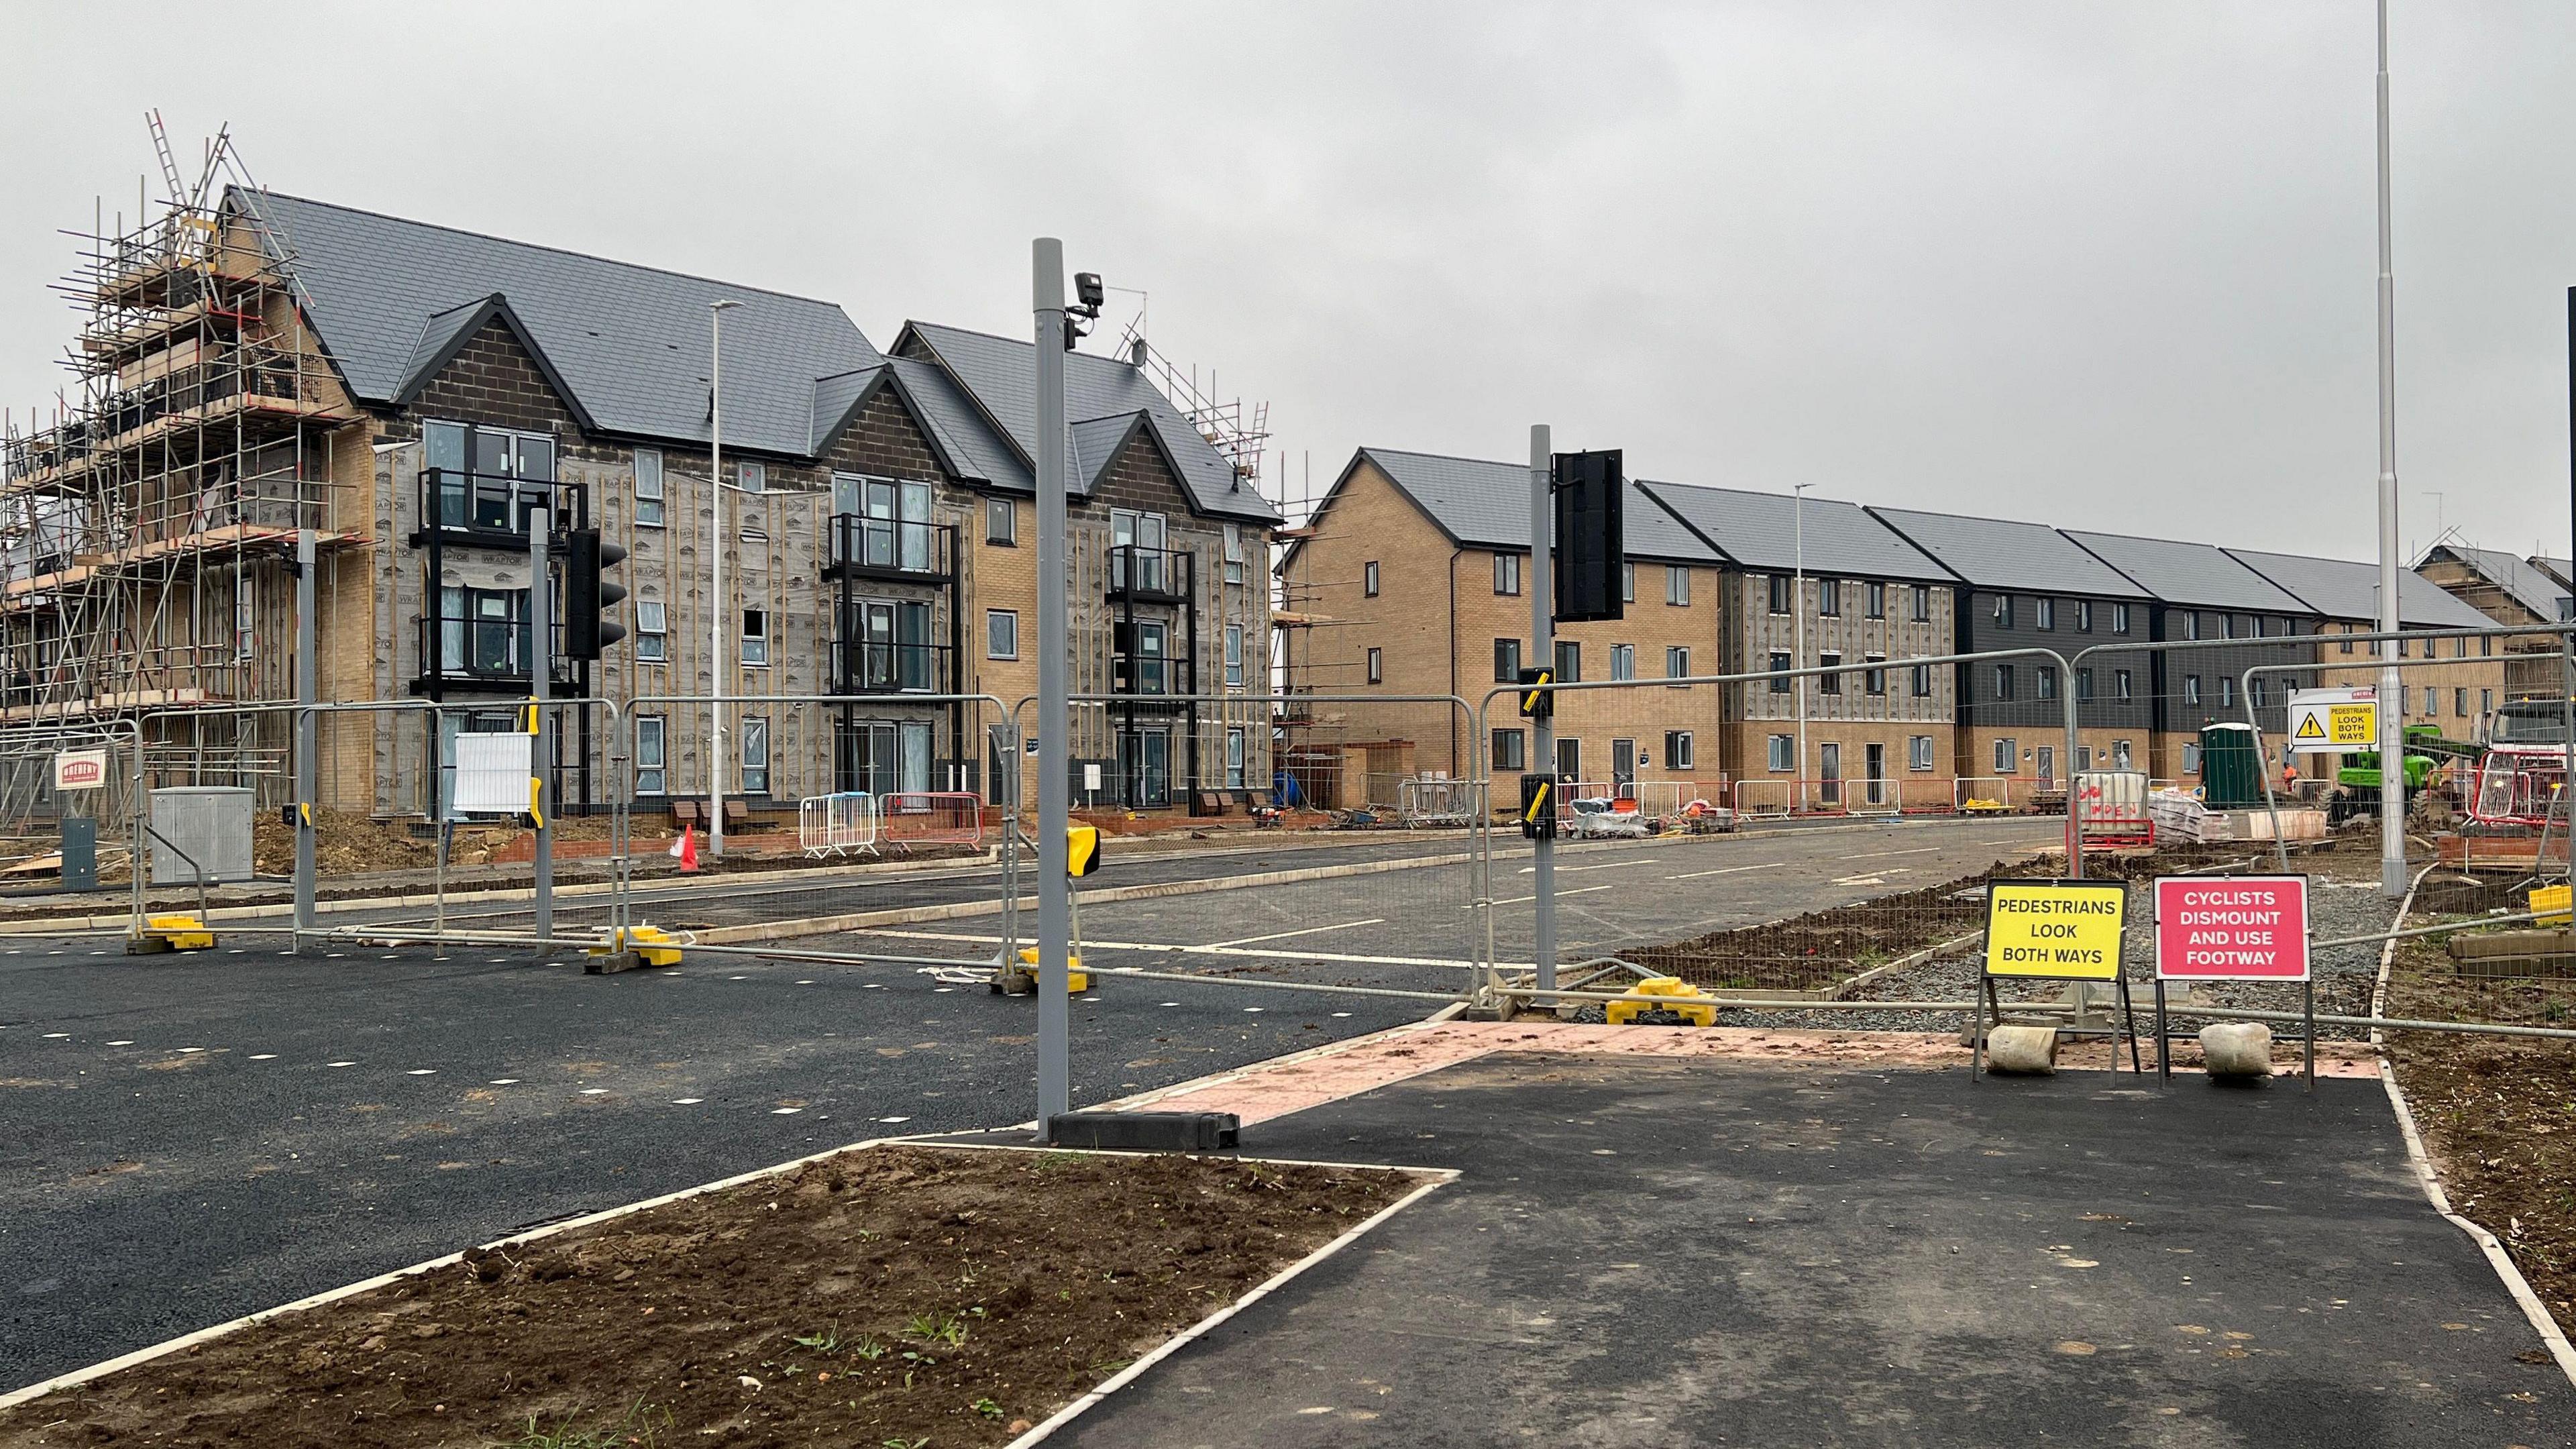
[{"x1": 1058, "y1": 1053, "x2": 2576, "y2": 1448}]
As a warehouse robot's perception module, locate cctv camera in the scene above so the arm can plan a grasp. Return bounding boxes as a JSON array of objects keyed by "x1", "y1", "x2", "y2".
[{"x1": 1074, "y1": 272, "x2": 1105, "y2": 309}]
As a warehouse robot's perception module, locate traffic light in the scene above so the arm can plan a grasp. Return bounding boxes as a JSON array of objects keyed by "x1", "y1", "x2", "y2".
[
  {"x1": 1519, "y1": 773, "x2": 1558, "y2": 840},
  {"x1": 1552, "y1": 448, "x2": 1624, "y2": 623},
  {"x1": 1517, "y1": 665, "x2": 1554, "y2": 719},
  {"x1": 564, "y1": 527, "x2": 627, "y2": 659}
]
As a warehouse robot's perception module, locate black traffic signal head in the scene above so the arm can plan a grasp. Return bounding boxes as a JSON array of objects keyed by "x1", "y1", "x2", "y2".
[
  {"x1": 1551, "y1": 449, "x2": 1624, "y2": 624},
  {"x1": 564, "y1": 527, "x2": 628, "y2": 659},
  {"x1": 1518, "y1": 773, "x2": 1558, "y2": 840}
]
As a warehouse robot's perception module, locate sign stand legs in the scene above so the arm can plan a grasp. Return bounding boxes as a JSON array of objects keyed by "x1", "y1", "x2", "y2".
[
  {"x1": 2304, "y1": 978, "x2": 2316, "y2": 1091},
  {"x1": 2118, "y1": 971, "x2": 2141, "y2": 1074},
  {"x1": 2153, "y1": 979, "x2": 2169, "y2": 1084}
]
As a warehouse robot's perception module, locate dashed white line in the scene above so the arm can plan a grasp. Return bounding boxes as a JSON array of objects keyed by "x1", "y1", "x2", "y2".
[
  {"x1": 1159, "y1": 1002, "x2": 1180, "y2": 1008},
  {"x1": 176, "y1": 1047, "x2": 205, "y2": 1055},
  {"x1": 1668, "y1": 862, "x2": 1786, "y2": 881},
  {"x1": 771, "y1": 1106, "x2": 803, "y2": 1115},
  {"x1": 406, "y1": 1069, "x2": 437, "y2": 1076},
  {"x1": 1203, "y1": 918, "x2": 1385, "y2": 949},
  {"x1": 1332, "y1": 1012, "x2": 1353, "y2": 1018},
  {"x1": 1516, "y1": 861, "x2": 1652, "y2": 875},
  {"x1": 876, "y1": 1115, "x2": 910, "y2": 1124},
  {"x1": 327, "y1": 1061, "x2": 356, "y2": 1068},
  {"x1": 580, "y1": 1087, "x2": 609, "y2": 1095},
  {"x1": 106, "y1": 1040, "x2": 133, "y2": 1046},
  {"x1": 42, "y1": 1032, "x2": 69, "y2": 1039},
  {"x1": 1491, "y1": 883, "x2": 1615, "y2": 906},
  {"x1": 249, "y1": 1054, "x2": 276, "y2": 1061},
  {"x1": 1243, "y1": 1006, "x2": 1265, "y2": 1013},
  {"x1": 489, "y1": 1078, "x2": 519, "y2": 1085},
  {"x1": 672, "y1": 1097, "x2": 704, "y2": 1105},
  {"x1": 1845, "y1": 846, "x2": 1941, "y2": 859}
]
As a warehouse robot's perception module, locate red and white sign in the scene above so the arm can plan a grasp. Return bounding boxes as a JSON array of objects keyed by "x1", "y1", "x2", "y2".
[
  {"x1": 52, "y1": 747, "x2": 109, "y2": 792},
  {"x1": 2153, "y1": 875, "x2": 2308, "y2": 981}
]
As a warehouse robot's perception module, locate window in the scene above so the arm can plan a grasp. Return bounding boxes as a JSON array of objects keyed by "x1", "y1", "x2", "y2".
[
  {"x1": 2251, "y1": 679, "x2": 2267, "y2": 708},
  {"x1": 741, "y1": 608, "x2": 769, "y2": 666},
  {"x1": 2115, "y1": 668, "x2": 2133, "y2": 700},
  {"x1": 1554, "y1": 738, "x2": 1580, "y2": 780},
  {"x1": 1994, "y1": 738, "x2": 2017, "y2": 775},
  {"x1": 2455, "y1": 688, "x2": 2469, "y2": 718},
  {"x1": 1768, "y1": 735, "x2": 1795, "y2": 771},
  {"x1": 2397, "y1": 684, "x2": 2410, "y2": 715},
  {"x1": 1666, "y1": 645, "x2": 1690, "y2": 683},
  {"x1": 1911, "y1": 663, "x2": 1932, "y2": 697},
  {"x1": 1667, "y1": 566, "x2": 1690, "y2": 606},
  {"x1": 985, "y1": 608, "x2": 1018, "y2": 660},
  {"x1": 2035, "y1": 598, "x2": 2055, "y2": 631},
  {"x1": 1911, "y1": 584, "x2": 1931, "y2": 622},
  {"x1": 2481, "y1": 635, "x2": 2495, "y2": 657},
  {"x1": 1864, "y1": 653, "x2": 1886, "y2": 696},
  {"x1": 633, "y1": 448, "x2": 664, "y2": 527},
  {"x1": 736, "y1": 461, "x2": 765, "y2": 494},
  {"x1": 1366, "y1": 647, "x2": 1383, "y2": 684},
  {"x1": 1225, "y1": 625, "x2": 1245, "y2": 688},
  {"x1": 2454, "y1": 636, "x2": 2469, "y2": 659},
  {"x1": 2184, "y1": 612, "x2": 2201, "y2": 641},
  {"x1": 2075, "y1": 599, "x2": 2092, "y2": 632},
  {"x1": 2218, "y1": 678, "x2": 2234, "y2": 707},
  {"x1": 2396, "y1": 636, "x2": 2410, "y2": 657},
  {"x1": 1492, "y1": 728, "x2": 1527, "y2": 771},
  {"x1": 1493, "y1": 552, "x2": 1521, "y2": 596},
  {"x1": 1769, "y1": 651, "x2": 1792, "y2": 692},
  {"x1": 1993, "y1": 664, "x2": 2015, "y2": 700},
  {"x1": 1363, "y1": 561, "x2": 1380, "y2": 598},
  {"x1": 1993, "y1": 594, "x2": 2012, "y2": 627},
  {"x1": 739, "y1": 716, "x2": 769, "y2": 796},
  {"x1": 2231, "y1": 614, "x2": 2249, "y2": 640},
  {"x1": 1866, "y1": 581, "x2": 1886, "y2": 619},
  {"x1": 1818, "y1": 578, "x2": 1841, "y2": 616},
  {"x1": 2035, "y1": 665, "x2": 2057, "y2": 700},
  {"x1": 1818, "y1": 651, "x2": 1842, "y2": 694},
  {"x1": 1622, "y1": 562, "x2": 1636, "y2": 605},
  {"x1": 2482, "y1": 688, "x2": 2495, "y2": 717},
  {"x1": 1493, "y1": 637, "x2": 1521, "y2": 682},
  {"x1": 2183, "y1": 742, "x2": 2203, "y2": 774},
  {"x1": 2112, "y1": 740, "x2": 2134, "y2": 770},
  {"x1": 636, "y1": 600, "x2": 668, "y2": 662},
  {"x1": 1610, "y1": 644, "x2": 1635, "y2": 682},
  {"x1": 985, "y1": 497, "x2": 1016, "y2": 545},
  {"x1": 2112, "y1": 602, "x2": 2131, "y2": 635},
  {"x1": 2184, "y1": 675, "x2": 2201, "y2": 705},
  {"x1": 1665, "y1": 731, "x2": 1695, "y2": 770},
  {"x1": 1226, "y1": 727, "x2": 1246, "y2": 788},
  {"x1": 2340, "y1": 629, "x2": 2355, "y2": 655},
  {"x1": 1555, "y1": 640, "x2": 1580, "y2": 684},
  {"x1": 423, "y1": 420, "x2": 555, "y2": 532},
  {"x1": 1132, "y1": 621, "x2": 1169, "y2": 694},
  {"x1": 634, "y1": 716, "x2": 667, "y2": 796},
  {"x1": 1909, "y1": 735, "x2": 1935, "y2": 771},
  {"x1": 1768, "y1": 574, "x2": 1791, "y2": 614},
  {"x1": 1223, "y1": 523, "x2": 1244, "y2": 585},
  {"x1": 2076, "y1": 668, "x2": 2093, "y2": 702}
]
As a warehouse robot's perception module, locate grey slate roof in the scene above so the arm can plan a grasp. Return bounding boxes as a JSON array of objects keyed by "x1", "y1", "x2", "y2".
[
  {"x1": 2061, "y1": 531, "x2": 2313, "y2": 614},
  {"x1": 1351, "y1": 447, "x2": 1718, "y2": 564},
  {"x1": 897, "y1": 323, "x2": 1280, "y2": 523},
  {"x1": 2533, "y1": 555, "x2": 2575, "y2": 590},
  {"x1": 2423, "y1": 544, "x2": 2571, "y2": 621},
  {"x1": 1867, "y1": 506, "x2": 2147, "y2": 598},
  {"x1": 880, "y1": 356, "x2": 1030, "y2": 491},
  {"x1": 238, "y1": 188, "x2": 880, "y2": 458},
  {"x1": 1642, "y1": 480, "x2": 1947, "y2": 581},
  {"x1": 2222, "y1": 548, "x2": 2494, "y2": 629}
]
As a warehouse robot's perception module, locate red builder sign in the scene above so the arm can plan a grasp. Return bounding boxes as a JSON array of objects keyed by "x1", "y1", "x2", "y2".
[{"x1": 2153, "y1": 875, "x2": 2308, "y2": 981}]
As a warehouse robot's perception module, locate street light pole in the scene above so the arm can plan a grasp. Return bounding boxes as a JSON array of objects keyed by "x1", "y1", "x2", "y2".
[
  {"x1": 1032, "y1": 239, "x2": 1072, "y2": 1137},
  {"x1": 2373, "y1": 0, "x2": 2406, "y2": 897},
  {"x1": 708, "y1": 299, "x2": 741, "y2": 859},
  {"x1": 1528, "y1": 423, "x2": 1554, "y2": 995},
  {"x1": 1794, "y1": 483, "x2": 1812, "y2": 812}
]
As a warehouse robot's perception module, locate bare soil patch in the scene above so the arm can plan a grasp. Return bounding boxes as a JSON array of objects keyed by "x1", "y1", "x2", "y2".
[
  {"x1": 0, "y1": 1143, "x2": 1420, "y2": 1448},
  {"x1": 2383, "y1": 923, "x2": 2576, "y2": 1340}
]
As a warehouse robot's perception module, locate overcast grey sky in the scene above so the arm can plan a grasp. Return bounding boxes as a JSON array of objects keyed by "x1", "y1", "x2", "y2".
[{"x1": 4, "y1": 2, "x2": 2569, "y2": 562}]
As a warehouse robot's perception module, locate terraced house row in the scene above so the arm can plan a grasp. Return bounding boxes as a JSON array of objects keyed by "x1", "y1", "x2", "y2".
[
  {"x1": 1284, "y1": 445, "x2": 2512, "y2": 808},
  {"x1": 1, "y1": 187, "x2": 1277, "y2": 822}
]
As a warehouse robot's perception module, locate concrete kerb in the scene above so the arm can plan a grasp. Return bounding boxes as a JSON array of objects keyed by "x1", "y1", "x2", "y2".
[{"x1": 2369, "y1": 859, "x2": 2576, "y2": 1389}]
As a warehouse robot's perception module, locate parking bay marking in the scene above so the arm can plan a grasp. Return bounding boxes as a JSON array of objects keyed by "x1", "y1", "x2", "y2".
[
  {"x1": 1668, "y1": 862, "x2": 1784, "y2": 881},
  {"x1": 1203, "y1": 918, "x2": 1385, "y2": 949},
  {"x1": 863, "y1": 928, "x2": 1487, "y2": 971}
]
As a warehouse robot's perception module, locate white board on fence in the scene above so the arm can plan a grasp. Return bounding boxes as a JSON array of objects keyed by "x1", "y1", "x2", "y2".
[
  {"x1": 452, "y1": 733, "x2": 534, "y2": 815},
  {"x1": 52, "y1": 747, "x2": 109, "y2": 791},
  {"x1": 2287, "y1": 686, "x2": 2376, "y2": 755}
]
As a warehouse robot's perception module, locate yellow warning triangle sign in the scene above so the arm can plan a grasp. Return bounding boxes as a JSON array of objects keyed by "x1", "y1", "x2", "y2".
[{"x1": 2294, "y1": 712, "x2": 2327, "y2": 739}]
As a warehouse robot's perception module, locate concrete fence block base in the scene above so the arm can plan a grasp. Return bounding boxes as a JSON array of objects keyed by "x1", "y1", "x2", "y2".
[
  {"x1": 2199, "y1": 1022, "x2": 2274, "y2": 1079},
  {"x1": 1984, "y1": 1024, "x2": 2059, "y2": 1074}
]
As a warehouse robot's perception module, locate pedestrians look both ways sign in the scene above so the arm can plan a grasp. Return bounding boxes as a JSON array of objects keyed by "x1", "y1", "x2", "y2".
[
  {"x1": 2287, "y1": 687, "x2": 2377, "y2": 754},
  {"x1": 1975, "y1": 878, "x2": 2139, "y2": 1076},
  {"x1": 2151, "y1": 874, "x2": 2312, "y2": 1083}
]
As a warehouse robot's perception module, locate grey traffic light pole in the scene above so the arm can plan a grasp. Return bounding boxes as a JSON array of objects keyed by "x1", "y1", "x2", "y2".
[
  {"x1": 529, "y1": 500, "x2": 553, "y2": 945},
  {"x1": 1528, "y1": 423, "x2": 1556, "y2": 995},
  {"x1": 1034, "y1": 239, "x2": 1073, "y2": 1136},
  {"x1": 2373, "y1": 0, "x2": 2406, "y2": 897}
]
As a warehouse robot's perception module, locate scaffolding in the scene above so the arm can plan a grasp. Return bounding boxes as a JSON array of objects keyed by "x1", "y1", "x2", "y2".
[{"x1": 0, "y1": 117, "x2": 357, "y2": 837}]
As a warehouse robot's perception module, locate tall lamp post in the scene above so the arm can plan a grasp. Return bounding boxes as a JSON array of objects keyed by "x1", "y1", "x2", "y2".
[
  {"x1": 2371, "y1": 0, "x2": 2405, "y2": 896},
  {"x1": 1793, "y1": 483, "x2": 1813, "y2": 812},
  {"x1": 708, "y1": 298, "x2": 741, "y2": 859}
]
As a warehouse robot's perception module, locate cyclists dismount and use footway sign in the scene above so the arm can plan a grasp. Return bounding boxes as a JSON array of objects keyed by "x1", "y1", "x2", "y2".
[{"x1": 2151, "y1": 875, "x2": 2314, "y2": 1086}]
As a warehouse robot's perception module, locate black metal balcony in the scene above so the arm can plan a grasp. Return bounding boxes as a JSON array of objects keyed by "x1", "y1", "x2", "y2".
[
  {"x1": 409, "y1": 468, "x2": 568, "y2": 549},
  {"x1": 824, "y1": 515, "x2": 955, "y2": 583},
  {"x1": 1108, "y1": 544, "x2": 1191, "y2": 603},
  {"x1": 835, "y1": 640, "x2": 953, "y2": 696},
  {"x1": 410, "y1": 614, "x2": 579, "y2": 695}
]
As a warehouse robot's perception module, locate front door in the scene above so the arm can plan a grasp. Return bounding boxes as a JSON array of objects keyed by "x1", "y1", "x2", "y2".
[
  {"x1": 1818, "y1": 742, "x2": 1841, "y2": 806},
  {"x1": 2036, "y1": 745, "x2": 2057, "y2": 788},
  {"x1": 1611, "y1": 739, "x2": 1637, "y2": 796},
  {"x1": 1864, "y1": 742, "x2": 1886, "y2": 806},
  {"x1": 1120, "y1": 728, "x2": 1171, "y2": 808}
]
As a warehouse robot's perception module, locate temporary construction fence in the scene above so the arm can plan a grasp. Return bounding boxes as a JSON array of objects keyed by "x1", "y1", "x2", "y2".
[
  {"x1": 797, "y1": 792, "x2": 881, "y2": 858},
  {"x1": 879, "y1": 792, "x2": 985, "y2": 850},
  {"x1": 1397, "y1": 775, "x2": 1485, "y2": 826},
  {"x1": 2074, "y1": 770, "x2": 2153, "y2": 847}
]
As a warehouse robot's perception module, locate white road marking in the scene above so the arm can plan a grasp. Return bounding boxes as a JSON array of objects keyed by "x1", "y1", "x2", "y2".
[
  {"x1": 489, "y1": 1078, "x2": 519, "y2": 1085},
  {"x1": 771, "y1": 1106, "x2": 802, "y2": 1114},
  {"x1": 106, "y1": 1040, "x2": 133, "y2": 1046},
  {"x1": 327, "y1": 1061, "x2": 356, "y2": 1068},
  {"x1": 1490, "y1": 883, "x2": 1615, "y2": 906},
  {"x1": 933, "y1": 987, "x2": 955, "y2": 993},
  {"x1": 863, "y1": 928, "x2": 1489, "y2": 972},
  {"x1": 796, "y1": 979, "x2": 816, "y2": 985},
  {"x1": 729, "y1": 975, "x2": 748, "y2": 980},
  {"x1": 1332, "y1": 1012, "x2": 1352, "y2": 1018},
  {"x1": 673, "y1": 1097, "x2": 704, "y2": 1105},
  {"x1": 249, "y1": 1054, "x2": 276, "y2": 1061},
  {"x1": 863, "y1": 983, "x2": 883, "y2": 989},
  {"x1": 1845, "y1": 847, "x2": 1940, "y2": 859},
  {"x1": 1243, "y1": 1006, "x2": 1265, "y2": 1013},
  {"x1": 1516, "y1": 861, "x2": 1653, "y2": 875},
  {"x1": 580, "y1": 1087, "x2": 609, "y2": 1095},
  {"x1": 42, "y1": 1032, "x2": 68, "y2": 1039},
  {"x1": 876, "y1": 1115, "x2": 911, "y2": 1124},
  {"x1": 177, "y1": 1047, "x2": 205, "y2": 1055},
  {"x1": 407, "y1": 1069, "x2": 437, "y2": 1076},
  {"x1": 1159, "y1": 1002, "x2": 1180, "y2": 1008},
  {"x1": 1668, "y1": 862, "x2": 1785, "y2": 881},
  {"x1": 1203, "y1": 918, "x2": 1385, "y2": 948}
]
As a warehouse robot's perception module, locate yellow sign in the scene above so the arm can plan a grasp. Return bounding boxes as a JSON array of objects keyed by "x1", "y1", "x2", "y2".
[
  {"x1": 2327, "y1": 704, "x2": 2374, "y2": 745},
  {"x1": 1984, "y1": 879, "x2": 2127, "y2": 979},
  {"x1": 2287, "y1": 690, "x2": 2377, "y2": 755},
  {"x1": 1067, "y1": 824, "x2": 1102, "y2": 877}
]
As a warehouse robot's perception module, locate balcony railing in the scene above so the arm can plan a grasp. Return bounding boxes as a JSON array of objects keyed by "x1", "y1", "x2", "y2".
[
  {"x1": 835, "y1": 640, "x2": 953, "y2": 695},
  {"x1": 1108, "y1": 544, "x2": 1191, "y2": 602},
  {"x1": 412, "y1": 614, "x2": 578, "y2": 692},
  {"x1": 826, "y1": 515, "x2": 955, "y2": 582},
  {"x1": 413, "y1": 468, "x2": 561, "y2": 547}
]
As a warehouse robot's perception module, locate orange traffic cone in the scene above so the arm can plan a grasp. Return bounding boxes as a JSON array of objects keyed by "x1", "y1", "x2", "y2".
[{"x1": 672, "y1": 823, "x2": 700, "y2": 873}]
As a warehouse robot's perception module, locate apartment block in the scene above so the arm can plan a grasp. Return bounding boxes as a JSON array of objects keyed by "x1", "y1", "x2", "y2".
[
  {"x1": 2416, "y1": 544, "x2": 2570, "y2": 702},
  {"x1": 2226, "y1": 547, "x2": 2506, "y2": 749}
]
